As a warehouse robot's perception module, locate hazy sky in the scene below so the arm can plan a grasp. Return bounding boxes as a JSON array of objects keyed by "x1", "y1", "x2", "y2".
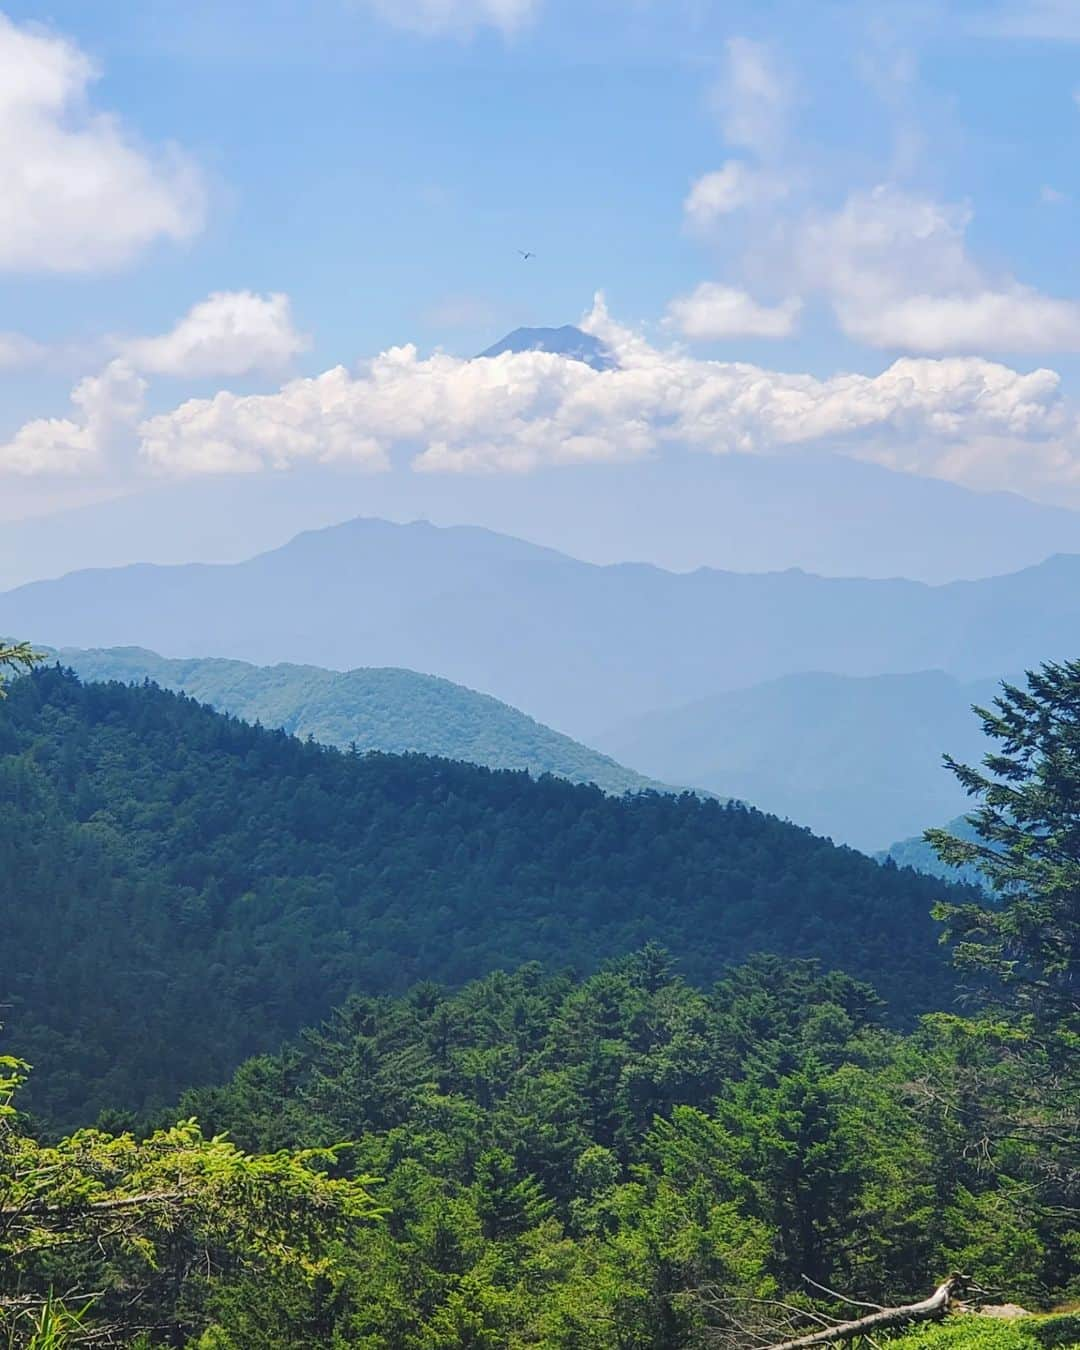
[{"x1": 3, "y1": 0, "x2": 1080, "y2": 520}]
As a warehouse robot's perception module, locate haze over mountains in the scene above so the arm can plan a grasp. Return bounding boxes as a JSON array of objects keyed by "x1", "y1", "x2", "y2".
[
  {"x1": 8, "y1": 328, "x2": 1080, "y2": 590},
  {"x1": 6, "y1": 515, "x2": 1080, "y2": 743},
  {"x1": 7, "y1": 330, "x2": 1076, "y2": 854},
  {"x1": 597, "y1": 671, "x2": 1002, "y2": 851}
]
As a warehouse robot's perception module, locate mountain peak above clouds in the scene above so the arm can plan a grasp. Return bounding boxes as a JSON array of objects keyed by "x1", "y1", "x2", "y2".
[{"x1": 477, "y1": 325, "x2": 618, "y2": 371}]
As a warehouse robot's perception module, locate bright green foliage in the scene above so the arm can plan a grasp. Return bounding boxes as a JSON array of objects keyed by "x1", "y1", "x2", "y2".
[
  {"x1": 0, "y1": 1055, "x2": 381, "y2": 1348},
  {"x1": 885, "y1": 1314, "x2": 1080, "y2": 1350},
  {"x1": 0, "y1": 668, "x2": 964, "y2": 1129},
  {"x1": 928, "y1": 660, "x2": 1080, "y2": 1030},
  {"x1": 1, "y1": 662, "x2": 1077, "y2": 1345},
  {"x1": 161, "y1": 954, "x2": 1076, "y2": 1346},
  {"x1": 56, "y1": 645, "x2": 670, "y2": 796},
  {"x1": 0, "y1": 642, "x2": 40, "y2": 695}
]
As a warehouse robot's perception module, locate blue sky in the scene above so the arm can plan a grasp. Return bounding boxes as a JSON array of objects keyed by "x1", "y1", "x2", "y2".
[{"x1": 3, "y1": 0, "x2": 1080, "y2": 522}]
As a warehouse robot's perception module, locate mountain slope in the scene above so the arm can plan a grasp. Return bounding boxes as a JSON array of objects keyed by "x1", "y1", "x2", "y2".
[
  {"x1": 1, "y1": 668, "x2": 966, "y2": 1128},
  {"x1": 477, "y1": 323, "x2": 618, "y2": 370},
  {"x1": 879, "y1": 815, "x2": 984, "y2": 884},
  {"x1": 596, "y1": 671, "x2": 1004, "y2": 851},
  {"x1": 57, "y1": 645, "x2": 663, "y2": 796},
  {"x1": 5, "y1": 517, "x2": 1080, "y2": 735}
]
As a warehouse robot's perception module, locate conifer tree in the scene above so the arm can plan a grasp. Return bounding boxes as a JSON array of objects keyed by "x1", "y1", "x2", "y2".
[{"x1": 928, "y1": 659, "x2": 1080, "y2": 1031}]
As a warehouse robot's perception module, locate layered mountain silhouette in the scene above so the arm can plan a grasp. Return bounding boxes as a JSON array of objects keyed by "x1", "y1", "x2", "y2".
[
  {"x1": 5, "y1": 517, "x2": 1080, "y2": 740},
  {"x1": 9, "y1": 451, "x2": 1080, "y2": 593},
  {"x1": 597, "y1": 671, "x2": 1004, "y2": 851},
  {"x1": 57, "y1": 645, "x2": 668, "y2": 797}
]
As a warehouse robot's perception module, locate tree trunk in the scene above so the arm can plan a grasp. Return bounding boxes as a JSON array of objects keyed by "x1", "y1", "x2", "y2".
[{"x1": 761, "y1": 1276, "x2": 964, "y2": 1350}]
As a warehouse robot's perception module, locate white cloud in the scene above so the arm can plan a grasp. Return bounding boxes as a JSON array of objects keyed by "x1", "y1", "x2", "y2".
[
  {"x1": 118, "y1": 291, "x2": 310, "y2": 378},
  {"x1": 124, "y1": 297, "x2": 1079, "y2": 501},
  {"x1": 843, "y1": 288, "x2": 1080, "y2": 352},
  {"x1": 795, "y1": 185, "x2": 1080, "y2": 352},
  {"x1": 666, "y1": 283, "x2": 802, "y2": 340},
  {"x1": 1041, "y1": 185, "x2": 1067, "y2": 205},
  {"x1": 684, "y1": 161, "x2": 789, "y2": 229},
  {"x1": 712, "y1": 37, "x2": 790, "y2": 156},
  {"x1": 138, "y1": 366, "x2": 391, "y2": 475},
  {"x1": 0, "y1": 360, "x2": 145, "y2": 476},
  {"x1": 0, "y1": 416, "x2": 95, "y2": 476},
  {"x1": 0, "y1": 13, "x2": 205, "y2": 273},
  {"x1": 365, "y1": 0, "x2": 538, "y2": 35}
]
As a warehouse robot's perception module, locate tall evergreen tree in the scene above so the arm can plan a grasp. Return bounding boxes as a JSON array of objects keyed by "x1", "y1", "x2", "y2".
[{"x1": 928, "y1": 660, "x2": 1080, "y2": 1031}]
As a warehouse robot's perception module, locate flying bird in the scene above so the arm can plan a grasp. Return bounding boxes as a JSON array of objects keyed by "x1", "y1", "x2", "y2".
[{"x1": 518, "y1": 250, "x2": 535, "y2": 260}]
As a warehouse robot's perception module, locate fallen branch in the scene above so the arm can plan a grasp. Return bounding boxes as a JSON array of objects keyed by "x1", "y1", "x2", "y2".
[{"x1": 759, "y1": 1275, "x2": 965, "y2": 1350}]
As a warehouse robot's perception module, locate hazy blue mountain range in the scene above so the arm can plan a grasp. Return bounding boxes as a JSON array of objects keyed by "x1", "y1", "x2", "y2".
[
  {"x1": 9, "y1": 452, "x2": 1080, "y2": 593},
  {"x1": 4, "y1": 517, "x2": 1079, "y2": 739},
  {"x1": 596, "y1": 671, "x2": 1005, "y2": 851},
  {"x1": 57, "y1": 646, "x2": 667, "y2": 797},
  {"x1": 477, "y1": 324, "x2": 618, "y2": 370}
]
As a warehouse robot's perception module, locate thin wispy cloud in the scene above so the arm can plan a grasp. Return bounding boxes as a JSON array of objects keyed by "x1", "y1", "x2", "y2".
[
  {"x1": 363, "y1": 0, "x2": 540, "y2": 36},
  {"x1": 978, "y1": 1, "x2": 1080, "y2": 40}
]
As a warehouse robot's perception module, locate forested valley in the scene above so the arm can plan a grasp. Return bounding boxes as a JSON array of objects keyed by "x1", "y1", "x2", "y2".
[{"x1": 1, "y1": 652, "x2": 1078, "y2": 1348}]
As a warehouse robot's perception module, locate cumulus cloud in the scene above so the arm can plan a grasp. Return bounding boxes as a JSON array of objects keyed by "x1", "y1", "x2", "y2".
[
  {"x1": 794, "y1": 185, "x2": 1080, "y2": 352},
  {"x1": 0, "y1": 13, "x2": 205, "y2": 273},
  {"x1": 666, "y1": 283, "x2": 802, "y2": 340},
  {"x1": 683, "y1": 162, "x2": 789, "y2": 230},
  {"x1": 118, "y1": 291, "x2": 310, "y2": 378},
  {"x1": 123, "y1": 296, "x2": 1079, "y2": 500},
  {"x1": 0, "y1": 360, "x2": 145, "y2": 476},
  {"x1": 364, "y1": 0, "x2": 538, "y2": 35},
  {"x1": 843, "y1": 289, "x2": 1080, "y2": 352}
]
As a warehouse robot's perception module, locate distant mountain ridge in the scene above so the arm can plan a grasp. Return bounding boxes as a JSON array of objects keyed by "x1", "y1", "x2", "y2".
[
  {"x1": 879, "y1": 815, "x2": 984, "y2": 884},
  {"x1": 5, "y1": 517, "x2": 1080, "y2": 739},
  {"x1": 477, "y1": 324, "x2": 617, "y2": 370},
  {"x1": 57, "y1": 645, "x2": 669, "y2": 797},
  {"x1": 5, "y1": 517, "x2": 1080, "y2": 738},
  {"x1": 8, "y1": 452, "x2": 1080, "y2": 591},
  {"x1": 596, "y1": 670, "x2": 1005, "y2": 851}
]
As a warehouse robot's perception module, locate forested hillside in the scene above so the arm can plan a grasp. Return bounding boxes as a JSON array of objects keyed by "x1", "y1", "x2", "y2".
[
  {"x1": 0, "y1": 668, "x2": 963, "y2": 1129},
  {"x1": 57, "y1": 645, "x2": 665, "y2": 796},
  {"x1": 8, "y1": 950, "x2": 1073, "y2": 1347}
]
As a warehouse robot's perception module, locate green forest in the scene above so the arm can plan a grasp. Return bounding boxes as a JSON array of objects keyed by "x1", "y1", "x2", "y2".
[
  {"x1": 1, "y1": 665, "x2": 964, "y2": 1129},
  {"x1": 56, "y1": 647, "x2": 665, "y2": 796},
  {"x1": 1, "y1": 653, "x2": 1078, "y2": 1347}
]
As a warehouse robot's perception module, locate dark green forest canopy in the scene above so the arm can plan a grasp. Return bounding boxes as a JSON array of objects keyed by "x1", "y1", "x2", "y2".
[{"x1": 0, "y1": 668, "x2": 970, "y2": 1129}]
